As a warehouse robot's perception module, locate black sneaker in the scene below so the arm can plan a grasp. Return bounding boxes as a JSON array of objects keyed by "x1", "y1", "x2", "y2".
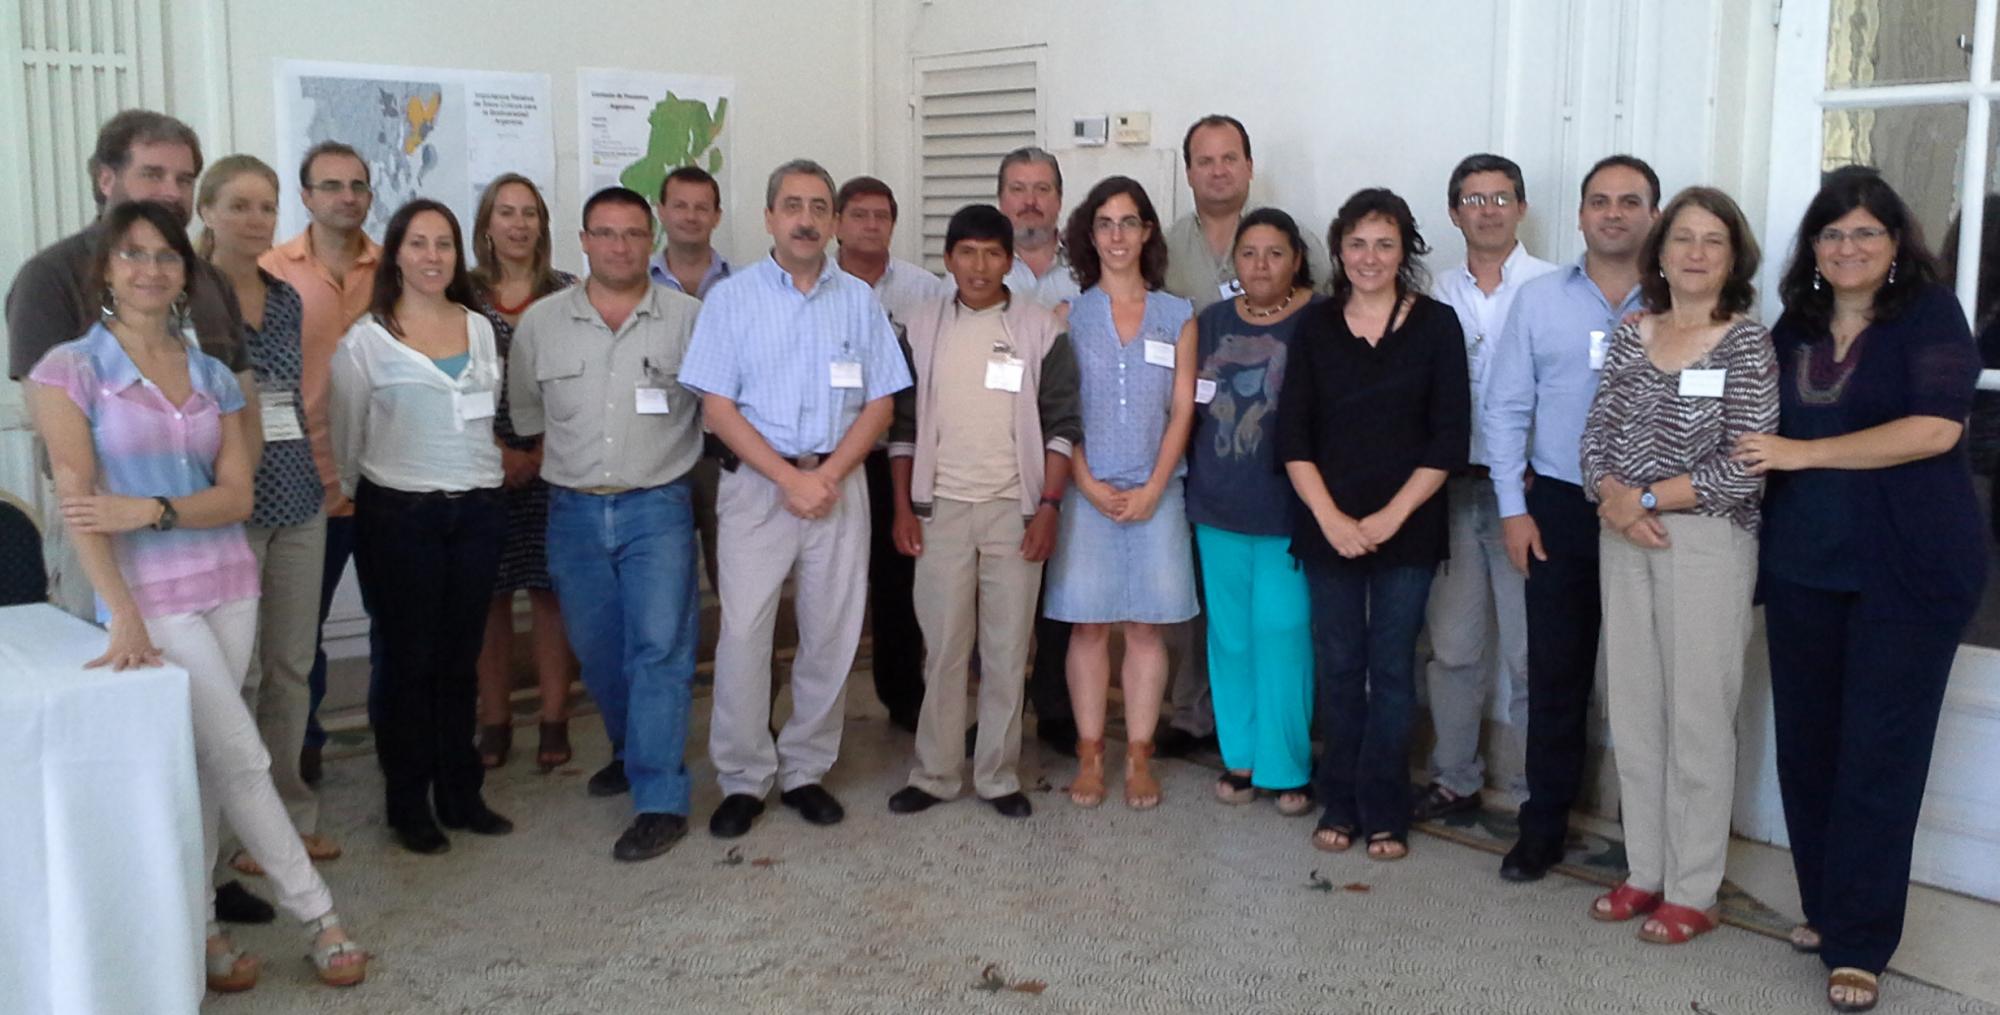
[
  {"x1": 613, "y1": 812, "x2": 688, "y2": 862},
  {"x1": 587, "y1": 759, "x2": 629, "y2": 797},
  {"x1": 214, "y1": 880, "x2": 275, "y2": 924},
  {"x1": 1412, "y1": 782, "x2": 1482, "y2": 822}
]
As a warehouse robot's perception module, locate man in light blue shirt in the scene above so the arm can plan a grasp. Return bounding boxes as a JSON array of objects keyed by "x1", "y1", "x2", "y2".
[
  {"x1": 1416, "y1": 154, "x2": 1559, "y2": 823},
  {"x1": 1481, "y1": 154, "x2": 1659, "y2": 883},
  {"x1": 647, "y1": 165, "x2": 732, "y2": 298},
  {"x1": 998, "y1": 146, "x2": 1081, "y2": 308},
  {"x1": 680, "y1": 158, "x2": 913, "y2": 839}
]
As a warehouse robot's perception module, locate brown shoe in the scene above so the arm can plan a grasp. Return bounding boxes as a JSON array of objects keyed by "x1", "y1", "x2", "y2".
[
  {"x1": 1125, "y1": 741, "x2": 1161, "y2": 810},
  {"x1": 1069, "y1": 738, "x2": 1106, "y2": 807}
]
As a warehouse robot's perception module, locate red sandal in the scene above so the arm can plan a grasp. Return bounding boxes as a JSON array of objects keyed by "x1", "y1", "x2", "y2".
[
  {"x1": 1636, "y1": 901, "x2": 1721, "y2": 944},
  {"x1": 1589, "y1": 882, "x2": 1662, "y2": 922}
]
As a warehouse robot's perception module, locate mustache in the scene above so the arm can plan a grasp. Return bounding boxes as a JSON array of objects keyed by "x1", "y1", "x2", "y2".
[{"x1": 790, "y1": 227, "x2": 822, "y2": 242}]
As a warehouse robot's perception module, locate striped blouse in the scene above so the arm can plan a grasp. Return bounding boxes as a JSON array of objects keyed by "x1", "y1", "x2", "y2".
[
  {"x1": 1579, "y1": 317, "x2": 1778, "y2": 533},
  {"x1": 29, "y1": 323, "x2": 261, "y2": 619}
]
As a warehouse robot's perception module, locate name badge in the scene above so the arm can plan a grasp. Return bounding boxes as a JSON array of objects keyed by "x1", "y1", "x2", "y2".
[
  {"x1": 258, "y1": 390, "x2": 305, "y2": 442},
  {"x1": 1195, "y1": 378, "x2": 1218, "y2": 405},
  {"x1": 1678, "y1": 368, "x2": 1727, "y2": 398},
  {"x1": 1143, "y1": 339, "x2": 1176, "y2": 368},
  {"x1": 985, "y1": 357, "x2": 1024, "y2": 393},
  {"x1": 830, "y1": 360, "x2": 864, "y2": 389},
  {"x1": 1218, "y1": 278, "x2": 1244, "y2": 300},
  {"x1": 458, "y1": 389, "x2": 496, "y2": 422},
  {"x1": 635, "y1": 387, "x2": 672, "y2": 414},
  {"x1": 1588, "y1": 330, "x2": 1608, "y2": 371}
]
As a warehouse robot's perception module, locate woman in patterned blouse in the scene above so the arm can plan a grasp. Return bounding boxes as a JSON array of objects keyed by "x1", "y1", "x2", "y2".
[
  {"x1": 1577, "y1": 186, "x2": 1776, "y2": 945},
  {"x1": 197, "y1": 154, "x2": 344, "y2": 875}
]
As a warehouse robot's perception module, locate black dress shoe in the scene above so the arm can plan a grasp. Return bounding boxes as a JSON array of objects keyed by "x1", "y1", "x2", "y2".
[
  {"x1": 779, "y1": 783, "x2": 846, "y2": 826},
  {"x1": 984, "y1": 792, "x2": 1033, "y2": 818},
  {"x1": 1035, "y1": 716, "x2": 1078, "y2": 758},
  {"x1": 391, "y1": 819, "x2": 453, "y2": 855},
  {"x1": 438, "y1": 802, "x2": 514, "y2": 836},
  {"x1": 298, "y1": 744, "x2": 323, "y2": 786},
  {"x1": 613, "y1": 812, "x2": 688, "y2": 862},
  {"x1": 587, "y1": 759, "x2": 629, "y2": 797},
  {"x1": 1412, "y1": 782, "x2": 1483, "y2": 822},
  {"x1": 214, "y1": 880, "x2": 276, "y2": 924},
  {"x1": 1152, "y1": 725, "x2": 1203, "y2": 759},
  {"x1": 1500, "y1": 837, "x2": 1560, "y2": 882},
  {"x1": 708, "y1": 793, "x2": 766, "y2": 839},
  {"x1": 888, "y1": 786, "x2": 945, "y2": 814}
]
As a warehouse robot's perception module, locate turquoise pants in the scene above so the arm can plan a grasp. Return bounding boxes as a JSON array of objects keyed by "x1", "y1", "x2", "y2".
[{"x1": 1194, "y1": 525, "x2": 1314, "y2": 789}]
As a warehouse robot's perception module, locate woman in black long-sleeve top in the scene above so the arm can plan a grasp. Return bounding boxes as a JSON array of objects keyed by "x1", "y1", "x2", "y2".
[{"x1": 1278, "y1": 188, "x2": 1469, "y2": 861}]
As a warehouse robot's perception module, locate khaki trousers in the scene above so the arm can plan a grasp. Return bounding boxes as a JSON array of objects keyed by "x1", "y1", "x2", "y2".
[
  {"x1": 1599, "y1": 513, "x2": 1758, "y2": 909},
  {"x1": 908, "y1": 499, "x2": 1042, "y2": 799}
]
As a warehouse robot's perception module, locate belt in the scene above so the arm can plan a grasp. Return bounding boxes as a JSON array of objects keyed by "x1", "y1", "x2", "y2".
[
  {"x1": 357, "y1": 480, "x2": 493, "y2": 503},
  {"x1": 569, "y1": 485, "x2": 638, "y2": 496},
  {"x1": 719, "y1": 452, "x2": 821, "y2": 474}
]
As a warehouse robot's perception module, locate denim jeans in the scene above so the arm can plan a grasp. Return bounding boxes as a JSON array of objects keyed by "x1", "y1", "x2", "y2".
[
  {"x1": 1307, "y1": 558, "x2": 1437, "y2": 838},
  {"x1": 547, "y1": 482, "x2": 700, "y2": 817}
]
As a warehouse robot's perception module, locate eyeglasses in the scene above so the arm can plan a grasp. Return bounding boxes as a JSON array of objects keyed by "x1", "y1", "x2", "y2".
[
  {"x1": 1813, "y1": 226, "x2": 1890, "y2": 247},
  {"x1": 1456, "y1": 192, "x2": 1517, "y2": 209},
  {"x1": 310, "y1": 180, "x2": 372, "y2": 197},
  {"x1": 112, "y1": 247, "x2": 184, "y2": 269},
  {"x1": 1093, "y1": 215, "x2": 1145, "y2": 234},
  {"x1": 585, "y1": 227, "x2": 654, "y2": 245}
]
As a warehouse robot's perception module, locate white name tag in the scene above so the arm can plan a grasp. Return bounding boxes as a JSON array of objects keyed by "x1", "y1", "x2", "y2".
[
  {"x1": 1195, "y1": 378, "x2": 1218, "y2": 405},
  {"x1": 458, "y1": 389, "x2": 496, "y2": 422},
  {"x1": 1143, "y1": 339, "x2": 1176, "y2": 368},
  {"x1": 984, "y1": 357, "x2": 1024, "y2": 393},
  {"x1": 1588, "y1": 330, "x2": 1608, "y2": 371},
  {"x1": 1678, "y1": 368, "x2": 1727, "y2": 398},
  {"x1": 1218, "y1": 278, "x2": 1244, "y2": 300},
  {"x1": 258, "y1": 390, "x2": 305, "y2": 442},
  {"x1": 830, "y1": 360, "x2": 863, "y2": 389},
  {"x1": 635, "y1": 387, "x2": 672, "y2": 414}
]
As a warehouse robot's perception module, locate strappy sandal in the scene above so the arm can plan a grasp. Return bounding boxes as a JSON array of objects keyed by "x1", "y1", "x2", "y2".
[
  {"x1": 1214, "y1": 770, "x2": 1255, "y2": 805},
  {"x1": 1365, "y1": 830, "x2": 1409, "y2": 862},
  {"x1": 1590, "y1": 882, "x2": 1663, "y2": 922},
  {"x1": 1312, "y1": 821, "x2": 1355, "y2": 853},
  {"x1": 1124, "y1": 740, "x2": 1161, "y2": 810},
  {"x1": 303, "y1": 912, "x2": 367, "y2": 988},
  {"x1": 1790, "y1": 923, "x2": 1823, "y2": 953},
  {"x1": 478, "y1": 723, "x2": 513, "y2": 769},
  {"x1": 1069, "y1": 738, "x2": 1106, "y2": 807},
  {"x1": 536, "y1": 720, "x2": 572, "y2": 773},
  {"x1": 205, "y1": 925, "x2": 260, "y2": 993},
  {"x1": 1636, "y1": 901, "x2": 1721, "y2": 944},
  {"x1": 1827, "y1": 967, "x2": 1879, "y2": 1012},
  {"x1": 1274, "y1": 786, "x2": 1314, "y2": 817}
]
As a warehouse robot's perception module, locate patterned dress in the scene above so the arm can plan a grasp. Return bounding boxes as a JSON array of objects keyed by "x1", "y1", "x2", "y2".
[
  {"x1": 481, "y1": 272, "x2": 579, "y2": 593},
  {"x1": 244, "y1": 274, "x2": 324, "y2": 530}
]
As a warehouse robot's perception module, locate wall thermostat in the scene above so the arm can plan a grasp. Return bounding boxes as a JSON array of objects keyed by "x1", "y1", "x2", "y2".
[{"x1": 1072, "y1": 116, "x2": 1108, "y2": 146}]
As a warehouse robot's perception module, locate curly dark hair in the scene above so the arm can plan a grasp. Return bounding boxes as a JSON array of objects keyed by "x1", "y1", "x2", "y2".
[
  {"x1": 1233, "y1": 207, "x2": 1313, "y2": 291},
  {"x1": 1326, "y1": 188, "x2": 1429, "y2": 305},
  {"x1": 1777, "y1": 166, "x2": 1940, "y2": 334},
  {"x1": 1061, "y1": 175, "x2": 1168, "y2": 291},
  {"x1": 1637, "y1": 186, "x2": 1761, "y2": 321}
]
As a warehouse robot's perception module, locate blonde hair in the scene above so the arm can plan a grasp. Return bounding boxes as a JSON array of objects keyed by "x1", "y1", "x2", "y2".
[
  {"x1": 195, "y1": 154, "x2": 279, "y2": 261},
  {"x1": 470, "y1": 173, "x2": 564, "y2": 299}
]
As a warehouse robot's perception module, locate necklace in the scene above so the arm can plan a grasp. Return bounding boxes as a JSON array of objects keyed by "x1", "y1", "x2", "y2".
[
  {"x1": 491, "y1": 288, "x2": 535, "y2": 316},
  {"x1": 1241, "y1": 288, "x2": 1298, "y2": 320}
]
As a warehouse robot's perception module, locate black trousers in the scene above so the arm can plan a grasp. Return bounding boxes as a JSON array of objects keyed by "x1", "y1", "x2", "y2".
[
  {"x1": 353, "y1": 481, "x2": 504, "y2": 826},
  {"x1": 1514, "y1": 477, "x2": 1603, "y2": 848},
  {"x1": 1028, "y1": 597, "x2": 1074, "y2": 725},
  {"x1": 864, "y1": 450, "x2": 925, "y2": 723},
  {"x1": 1765, "y1": 576, "x2": 1965, "y2": 974}
]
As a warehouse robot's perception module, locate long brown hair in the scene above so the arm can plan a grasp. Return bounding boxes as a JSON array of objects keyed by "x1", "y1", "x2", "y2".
[
  {"x1": 370, "y1": 199, "x2": 478, "y2": 335},
  {"x1": 194, "y1": 154, "x2": 279, "y2": 261},
  {"x1": 470, "y1": 173, "x2": 564, "y2": 299}
]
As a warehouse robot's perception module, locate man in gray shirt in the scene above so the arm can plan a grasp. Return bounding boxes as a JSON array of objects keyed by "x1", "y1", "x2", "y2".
[
  {"x1": 1162, "y1": 114, "x2": 1330, "y2": 315},
  {"x1": 509, "y1": 187, "x2": 705, "y2": 863}
]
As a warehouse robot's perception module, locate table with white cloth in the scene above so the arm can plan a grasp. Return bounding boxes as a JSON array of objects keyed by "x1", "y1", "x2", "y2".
[{"x1": 0, "y1": 603, "x2": 203, "y2": 1015}]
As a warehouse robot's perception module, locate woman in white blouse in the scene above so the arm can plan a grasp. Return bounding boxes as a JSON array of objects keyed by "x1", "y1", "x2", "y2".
[{"x1": 329, "y1": 198, "x2": 512, "y2": 855}]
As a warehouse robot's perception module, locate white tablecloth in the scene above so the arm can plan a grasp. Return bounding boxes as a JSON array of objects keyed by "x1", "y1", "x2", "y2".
[{"x1": 0, "y1": 604, "x2": 202, "y2": 1015}]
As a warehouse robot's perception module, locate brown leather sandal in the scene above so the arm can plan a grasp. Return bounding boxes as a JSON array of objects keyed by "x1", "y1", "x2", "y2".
[
  {"x1": 478, "y1": 723, "x2": 512, "y2": 769},
  {"x1": 1827, "y1": 968, "x2": 1879, "y2": 1012},
  {"x1": 1069, "y1": 738, "x2": 1106, "y2": 807},
  {"x1": 1124, "y1": 740, "x2": 1161, "y2": 810},
  {"x1": 535, "y1": 720, "x2": 572, "y2": 773}
]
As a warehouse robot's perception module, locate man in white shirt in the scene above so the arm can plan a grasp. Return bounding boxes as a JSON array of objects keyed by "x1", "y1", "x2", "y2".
[
  {"x1": 997, "y1": 146, "x2": 1080, "y2": 308},
  {"x1": 1416, "y1": 153, "x2": 1560, "y2": 822}
]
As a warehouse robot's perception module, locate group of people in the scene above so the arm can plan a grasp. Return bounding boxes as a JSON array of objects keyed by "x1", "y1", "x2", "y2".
[{"x1": 6, "y1": 107, "x2": 1983, "y2": 1014}]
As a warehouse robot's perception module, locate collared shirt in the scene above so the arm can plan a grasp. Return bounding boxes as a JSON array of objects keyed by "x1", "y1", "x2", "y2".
[
  {"x1": 1003, "y1": 249, "x2": 1081, "y2": 308},
  {"x1": 27, "y1": 323, "x2": 259, "y2": 620},
  {"x1": 8, "y1": 221, "x2": 249, "y2": 379},
  {"x1": 258, "y1": 227, "x2": 382, "y2": 511},
  {"x1": 327, "y1": 311, "x2": 504, "y2": 496},
  {"x1": 1163, "y1": 211, "x2": 1333, "y2": 315},
  {"x1": 1482, "y1": 256, "x2": 1644, "y2": 516},
  {"x1": 864, "y1": 255, "x2": 954, "y2": 329},
  {"x1": 647, "y1": 248, "x2": 731, "y2": 298},
  {"x1": 1431, "y1": 242, "x2": 1560, "y2": 466},
  {"x1": 679, "y1": 254, "x2": 912, "y2": 457},
  {"x1": 508, "y1": 281, "x2": 705, "y2": 489}
]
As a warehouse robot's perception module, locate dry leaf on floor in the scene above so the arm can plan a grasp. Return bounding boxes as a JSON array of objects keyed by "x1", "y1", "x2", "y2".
[
  {"x1": 750, "y1": 857, "x2": 780, "y2": 868},
  {"x1": 1307, "y1": 870, "x2": 1334, "y2": 893},
  {"x1": 975, "y1": 963, "x2": 1046, "y2": 995},
  {"x1": 1343, "y1": 882, "x2": 1371, "y2": 893},
  {"x1": 716, "y1": 846, "x2": 743, "y2": 867}
]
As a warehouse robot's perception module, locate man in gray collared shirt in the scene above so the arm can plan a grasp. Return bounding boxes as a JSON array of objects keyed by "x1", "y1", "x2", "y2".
[{"x1": 510, "y1": 187, "x2": 704, "y2": 863}]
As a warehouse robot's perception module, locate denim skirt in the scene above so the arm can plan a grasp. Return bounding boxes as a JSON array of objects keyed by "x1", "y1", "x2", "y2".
[{"x1": 1043, "y1": 478, "x2": 1200, "y2": 624}]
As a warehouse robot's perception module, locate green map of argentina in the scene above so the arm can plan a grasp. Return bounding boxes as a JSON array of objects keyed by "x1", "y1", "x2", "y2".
[{"x1": 619, "y1": 92, "x2": 728, "y2": 201}]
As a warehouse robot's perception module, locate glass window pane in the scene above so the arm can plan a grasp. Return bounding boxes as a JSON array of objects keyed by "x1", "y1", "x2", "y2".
[
  {"x1": 1953, "y1": 112, "x2": 2000, "y2": 649},
  {"x1": 1827, "y1": 0, "x2": 1975, "y2": 90},
  {"x1": 1821, "y1": 104, "x2": 1966, "y2": 249}
]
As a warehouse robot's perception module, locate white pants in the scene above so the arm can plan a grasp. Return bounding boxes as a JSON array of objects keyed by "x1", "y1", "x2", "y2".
[
  {"x1": 708, "y1": 466, "x2": 871, "y2": 797},
  {"x1": 145, "y1": 598, "x2": 333, "y2": 926},
  {"x1": 1422, "y1": 476, "x2": 1529, "y2": 796}
]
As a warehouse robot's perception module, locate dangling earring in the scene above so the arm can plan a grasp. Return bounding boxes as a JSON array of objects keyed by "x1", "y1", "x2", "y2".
[
  {"x1": 1813, "y1": 268, "x2": 1823, "y2": 291},
  {"x1": 99, "y1": 289, "x2": 117, "y2": 322},
  {"x1": 1888, "y1": 260, "x2": 1898, "y2": 285},
  {"x1": 1658, "y1": 267, "x2": 1667, "y2": 278}
]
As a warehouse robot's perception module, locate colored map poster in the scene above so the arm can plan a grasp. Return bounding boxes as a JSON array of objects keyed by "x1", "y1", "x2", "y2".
[
  {"x1": 274, "y1": 60, "x2": 555, "y2": 243},
  {"x1": 577, "y1": 69, "x2": 732, "y2": 218}
]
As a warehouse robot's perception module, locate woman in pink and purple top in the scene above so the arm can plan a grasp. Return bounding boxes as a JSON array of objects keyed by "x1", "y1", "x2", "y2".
[{"x1": 27, "y1": 200, "x2": 368, "y2": 994}]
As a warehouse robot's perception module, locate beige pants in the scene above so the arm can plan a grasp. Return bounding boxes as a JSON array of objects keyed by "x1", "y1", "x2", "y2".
[
  {"x1": 1599, "y1": 513, "x2": 1758, "y2": 909},
  {"x1": 708, "y1": 465, "x2": 870, "y2": 798},
  {"x1": 908, "y1": 498, "x2": 1042, "y2": 799}
]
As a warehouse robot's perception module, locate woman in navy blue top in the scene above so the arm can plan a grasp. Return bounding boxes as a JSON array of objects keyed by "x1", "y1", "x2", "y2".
[{"x1": 1734, "y1": 169, "x2": 1984, "y2": 1013}]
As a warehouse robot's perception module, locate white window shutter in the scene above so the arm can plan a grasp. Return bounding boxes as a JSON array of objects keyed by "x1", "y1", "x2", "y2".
[{"x1": 913, "y1": 49, "x2": 1042, "y2": 272}]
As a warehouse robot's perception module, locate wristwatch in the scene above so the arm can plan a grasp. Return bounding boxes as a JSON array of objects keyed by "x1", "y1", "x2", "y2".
[
  {"x1": 1039, "y1": 493, "x2": 1063, "y2": 511},
  {"x1": 152, "y1": 496, "x2": 179, "y2": 531},
  {"x1": 1638, "y1": 486, "x2": 1658, "y2": 513}
]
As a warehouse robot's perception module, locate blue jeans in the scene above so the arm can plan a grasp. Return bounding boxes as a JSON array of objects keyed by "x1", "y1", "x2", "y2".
[
  {"x1": 1306, "y1": 559, "x2": 1437, "y2": 838},
  {"x1": 547, "y1": 482, "x2": 700, "y2": 817}
]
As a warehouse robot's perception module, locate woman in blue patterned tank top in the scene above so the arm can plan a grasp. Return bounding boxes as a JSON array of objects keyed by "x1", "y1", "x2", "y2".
[{"x1": 1041, "y1": 177, "x2": 1199, "y2": 811}]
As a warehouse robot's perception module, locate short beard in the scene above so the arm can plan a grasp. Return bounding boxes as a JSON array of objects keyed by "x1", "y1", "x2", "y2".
[{"x1": 1013, "y1": 224, "x2": 1054, "y2": 250}]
